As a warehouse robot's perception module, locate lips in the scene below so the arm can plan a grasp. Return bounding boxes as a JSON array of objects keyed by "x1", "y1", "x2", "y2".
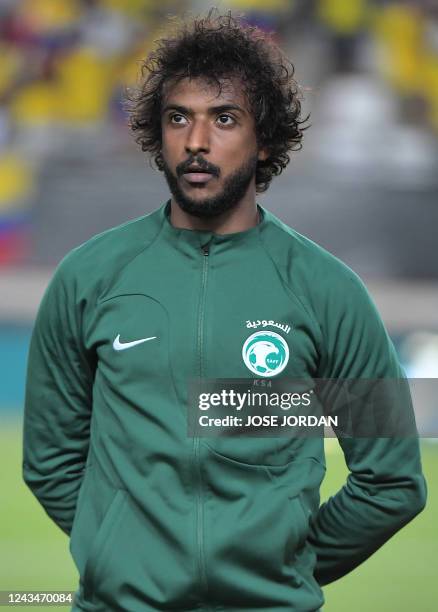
[
  {"x1": 183, "y1": 172, "x2": 213, "y2": 184},
  {"x1": 182, "y1": 167, "x2": 214, "y2": 184}
]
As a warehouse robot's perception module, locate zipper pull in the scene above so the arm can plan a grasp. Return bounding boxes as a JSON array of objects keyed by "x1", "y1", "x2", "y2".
[{"x1": 201, "y1": 241, "x2": 210, "y2": 256}]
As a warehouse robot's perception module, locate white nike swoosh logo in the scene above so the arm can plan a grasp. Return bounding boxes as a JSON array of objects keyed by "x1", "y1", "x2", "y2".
[{"x1": 113, "y1": 334, "x2": 157, "y2": 351}]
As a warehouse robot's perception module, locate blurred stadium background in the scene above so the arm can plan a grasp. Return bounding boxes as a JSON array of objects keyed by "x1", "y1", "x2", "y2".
[{"x1": 0, "y1": 0, "x2": 437, "y2": 610}]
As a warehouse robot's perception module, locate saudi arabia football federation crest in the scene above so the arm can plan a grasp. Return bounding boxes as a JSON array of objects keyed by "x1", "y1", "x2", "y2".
[{"x1": 242, "y1": 331, "x2": 289, "y2": 377}]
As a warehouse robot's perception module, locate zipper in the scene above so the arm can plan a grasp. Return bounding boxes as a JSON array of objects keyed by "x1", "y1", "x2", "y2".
[{"x1": 194, "y1": 240, "x2": 210, "y2": 596}]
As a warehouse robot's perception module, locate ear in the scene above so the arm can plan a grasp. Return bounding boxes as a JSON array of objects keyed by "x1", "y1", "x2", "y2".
[
  {"x1": 257, "y1": 147, "x2": 269, "y2": 162},
  {"x1": 156, "y1": 151, "x2": 164, "y2": 171}
]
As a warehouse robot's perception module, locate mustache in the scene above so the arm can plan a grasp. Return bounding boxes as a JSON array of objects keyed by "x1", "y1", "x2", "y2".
[{"x1": 176, "y1": 156, "x2": 220, "y2": 178}]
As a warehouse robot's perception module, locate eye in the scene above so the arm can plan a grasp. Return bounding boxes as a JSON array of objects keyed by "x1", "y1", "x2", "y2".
[
  {"x1": 170, "y1": 113, "x2": 188, "y2": 125},
  {"x1": 217, "y1": 114, "x2": 235, "y2": 126}
]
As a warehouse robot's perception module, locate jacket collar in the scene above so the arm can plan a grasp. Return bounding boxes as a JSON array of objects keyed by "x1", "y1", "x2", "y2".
[{"x1": 158, "y1": 200, "x2": 267, "y2": 255}]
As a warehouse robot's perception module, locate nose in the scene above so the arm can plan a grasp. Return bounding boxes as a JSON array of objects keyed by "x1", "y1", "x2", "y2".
[{"x1": 185, "y1": 119, "x2": 210, "y2": 156}]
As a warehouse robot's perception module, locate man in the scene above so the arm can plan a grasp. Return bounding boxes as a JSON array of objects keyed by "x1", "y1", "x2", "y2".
[{"x1": 23, "y1": 11, "x2": 426, "y2": 612}]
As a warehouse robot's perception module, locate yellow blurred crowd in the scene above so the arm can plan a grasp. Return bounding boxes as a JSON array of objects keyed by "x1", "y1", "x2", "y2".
[{"x1": 318, "y1": 0, "x2": 438, "y2": 129}]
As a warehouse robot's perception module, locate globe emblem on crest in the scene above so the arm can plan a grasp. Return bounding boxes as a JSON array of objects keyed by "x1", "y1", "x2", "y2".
[{"x1": 242, "y1": 331, "x2": 289, "y2": 377}]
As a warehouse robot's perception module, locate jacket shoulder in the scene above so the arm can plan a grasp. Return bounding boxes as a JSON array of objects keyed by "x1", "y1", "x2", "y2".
[
  {"x1": 261, "y1": 208, "x2": 367, "y2": 300},
  {"x1": 51, "y1": 206, "x2": 164, "y2": 289}
]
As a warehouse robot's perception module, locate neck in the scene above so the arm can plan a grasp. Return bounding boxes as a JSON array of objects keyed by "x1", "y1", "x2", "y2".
[{"x1": 169, "y1": 190, "x2": 259, "y2": 234}]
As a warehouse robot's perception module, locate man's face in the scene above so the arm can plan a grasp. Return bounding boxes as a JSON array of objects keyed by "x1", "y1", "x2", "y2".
[{"x1": 160, "y1": 76, "x2": 267, "y2": 218}]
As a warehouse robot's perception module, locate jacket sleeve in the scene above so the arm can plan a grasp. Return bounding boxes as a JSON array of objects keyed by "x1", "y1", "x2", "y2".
[
  {"x1": 307, "y1": 269, "x2": 427, "y2": 586},
  {"x1": 22, "y1": 257, "x2": 95, "y2": 536}
]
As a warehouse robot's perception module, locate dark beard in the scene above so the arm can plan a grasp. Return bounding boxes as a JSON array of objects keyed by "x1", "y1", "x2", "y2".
[{"x1": 162, "y1": 154, "x2": 258, "y2": 219}]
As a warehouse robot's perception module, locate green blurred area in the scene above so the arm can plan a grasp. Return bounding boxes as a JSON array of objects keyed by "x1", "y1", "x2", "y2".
[{"x1": 1, "y1": 419, "x2": 436, "y2": 611}]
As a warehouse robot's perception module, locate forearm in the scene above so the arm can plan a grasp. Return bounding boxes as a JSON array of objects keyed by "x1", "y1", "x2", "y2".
[
  {"x1": 23, "y1": 459, "x2": 86, "y2": 536},
  {"x1": 22, "y1": 386, "x2": 91, "y2": 535},
  {"x1": 308, "y1": 438, "x2": 427, "y2": 585}
]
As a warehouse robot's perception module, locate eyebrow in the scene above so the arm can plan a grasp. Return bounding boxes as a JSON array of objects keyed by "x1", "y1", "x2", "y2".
[{"x1": 162, "y1": 103, "x2": 247, "y2": 116}]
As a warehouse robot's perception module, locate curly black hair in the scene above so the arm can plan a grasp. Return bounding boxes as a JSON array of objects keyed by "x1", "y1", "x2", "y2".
[{"x1": 125, "y1": 10, "x2": 309, "y2": 193}]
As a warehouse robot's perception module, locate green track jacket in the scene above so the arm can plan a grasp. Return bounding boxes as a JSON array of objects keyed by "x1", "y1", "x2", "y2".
[{"x1": 23, "y1": 201, "x2": 427, "y2": 611}]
